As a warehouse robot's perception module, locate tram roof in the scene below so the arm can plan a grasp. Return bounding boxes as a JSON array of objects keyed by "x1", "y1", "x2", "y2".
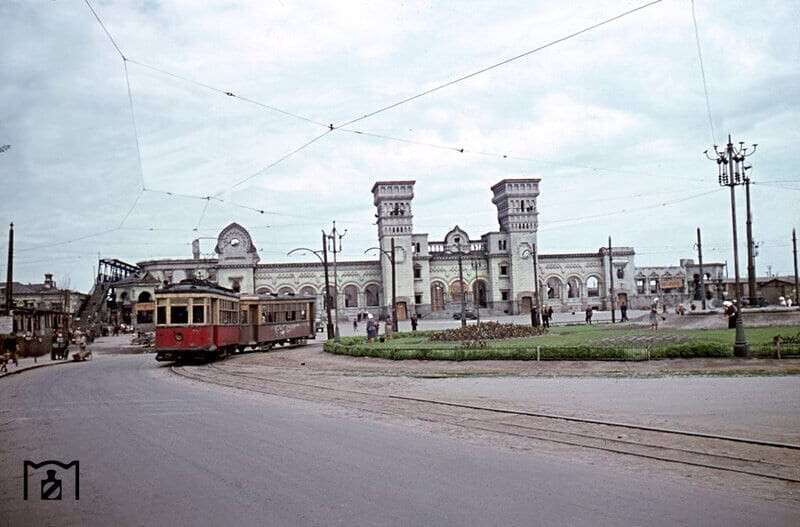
[{"x1": 155, "y1": 279, "x2": 238, "y2": 297}]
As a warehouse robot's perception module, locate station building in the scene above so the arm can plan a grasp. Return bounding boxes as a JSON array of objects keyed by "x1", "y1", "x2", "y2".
[{"x1": 107, "y1": 178, "x2": 726, "y2": 325}]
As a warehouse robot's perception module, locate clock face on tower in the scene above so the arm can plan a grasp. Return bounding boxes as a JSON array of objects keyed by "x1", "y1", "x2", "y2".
[{"x1": 221, "y1": 231, "x2": 247, "y2": 250}]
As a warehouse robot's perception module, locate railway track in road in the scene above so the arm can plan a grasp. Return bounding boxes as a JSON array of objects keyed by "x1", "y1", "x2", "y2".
[{"x1": 171, "y1": 363, "x2": 800, "y2": 485}]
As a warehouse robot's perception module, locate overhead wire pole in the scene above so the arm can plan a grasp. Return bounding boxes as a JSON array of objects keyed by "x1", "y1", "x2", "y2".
[
  {"x1": 706, "y1": 135, "x2": 757, "y2": 357},
  {"x1": 696, "y1": 227, "x2": 707, "y2": 310},
  {"x1": 745, "y1": 174, "x2": 757, "y2": 304},
  {"x1": 608, "y1": 236, "x2": 615, "y2": 323},
  {"x1": 793, "y1": 228, "x2": 799, "y2": 309}
]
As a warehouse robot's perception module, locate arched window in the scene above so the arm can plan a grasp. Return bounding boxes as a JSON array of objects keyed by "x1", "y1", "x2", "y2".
[
  {"x1": 430, "y1": 282, "x2": 445, "y2": 311},
  {"x1": 137, "y1": 291, "x2": 152, "y2": 303},
  {"x1": 343, "y1": 285, "x2": 358, "y2": 308},
  {"x1": 586, "y1": 276, "x2": 600, "y2": 297},
  {"x1": 365, "y1": 284, "x2": 380, "y2": 307},
  {"x1": 278, "y1": 286, "x2": 295, "y2": 295},
  {"x1": 473, "y1": 280, "x2": 488, "y2": 308},
  {"x1": 567, "y1": 277, "x2": 581, "y2": 299},
  {"x1": 449, "y1": 280, "x2": 467, "y2": 304},
  {"x1": 299, "y1": 286, "x2": 316, "y2": 297},
  {"x1": 546, "y1": 277, "x2": 563, "y2": 299},
  {"x1": 256, "y1": 287, "x2": 271, "y2": 294}
]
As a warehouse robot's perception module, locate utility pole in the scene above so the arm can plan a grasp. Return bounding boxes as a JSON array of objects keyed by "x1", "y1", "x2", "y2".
[
  {"x1": 4, "y1": 223, "x2": 13, "y2": 315},
  {"x1": 320, "y1": 232, "x2": 334, "y2": 339},
  {"x1": 390, "y1": 237, "x2": 397, "y2": 332},
  {"x1": 608, "y1": 236, "x2": 615, "y2": 323},
  {"x1": 793, "y1": 228, "x2": 799, "y2": 309},
  {"x1": 472, "y1": 260, "x2": 481, "y2": 325},
  {"x1": 745, "y1": 176, "x2": 757, "y2": 304},
  {"x1": 706, "y1": 134, "x2": 756, "y2": 357},
  {"x1": 532, "y1": 243, "x2": 542, "y2": 327},
  {"x1": 696, "y1": 227, "x2": 707, "y2": 310}
]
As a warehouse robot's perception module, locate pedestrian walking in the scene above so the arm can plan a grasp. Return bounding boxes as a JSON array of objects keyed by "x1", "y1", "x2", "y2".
[
  {"x1": 410, "y1": 313, "x2": 418, "y2": 332},
  {"x1": 353, "y1": 318, "x2": 358, "y2": 333},
  {"x1": 620, "y1": 302, "x2": 628, "y2": 322},
  {"x1": 649, "y1": 300, "x2": 659, "y2": 330},
  {"x1": 366, "y1": 314, "x2": 377, "y2": 342},
  {"x1": 384, "y1": 316, "x2": 393, "y2": 339},
  {"x1": 585, "y1": 306, "x2": 593, "y2": 325}
]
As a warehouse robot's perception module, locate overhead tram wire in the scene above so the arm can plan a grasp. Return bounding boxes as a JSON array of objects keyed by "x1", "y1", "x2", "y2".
[
  {"x1": 333, "y1": 0, "x2": 664, "y2": 129},
  {"x1": 690, "y1": 0, "x2": 717, "y2": 146},
  {"x1": 84, "y1": 0, "x2": 126, "y2": 60},
  {"x1": 124, "y1": 60, "x2": 146, "y2": 191}
]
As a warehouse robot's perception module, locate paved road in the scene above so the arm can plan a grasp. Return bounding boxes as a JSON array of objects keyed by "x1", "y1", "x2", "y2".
[{"x1": 1, "y1": 353, "x2": 798, "y2": 526}]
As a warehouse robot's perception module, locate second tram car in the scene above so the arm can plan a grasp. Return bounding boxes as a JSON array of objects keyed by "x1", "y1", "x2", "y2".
[{"x1": 154, "y1": 279, "x2": 316, "y2": 362}]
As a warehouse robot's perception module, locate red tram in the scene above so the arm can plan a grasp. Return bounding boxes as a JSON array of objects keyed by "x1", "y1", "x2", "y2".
[{"x1": 154, "y1": 280, "x2": 316, "y2": 362}]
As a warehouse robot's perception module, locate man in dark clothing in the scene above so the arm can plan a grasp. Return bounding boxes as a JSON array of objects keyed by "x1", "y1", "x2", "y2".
[
  {"x1": 585, "y1": 306, "x2": 593, "y2": 324},
  {"x1": 620, "y1": 302, "x2": 628, "y2": 322},
  {"x1": 410, "y1": 314, "x2": 418, "y2": 332}
]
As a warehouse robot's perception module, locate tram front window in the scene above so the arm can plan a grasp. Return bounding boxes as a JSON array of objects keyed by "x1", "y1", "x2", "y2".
[
  {"x1": 156, "y1": 306, "x2": 167, "y2": 325},
  {"x1": 170, "y1": 305, "x2": 189, "y2": 324}
]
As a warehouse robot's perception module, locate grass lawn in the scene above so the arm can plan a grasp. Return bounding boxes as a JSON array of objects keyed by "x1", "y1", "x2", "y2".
[{"x1": 324, "y1": 324, "x2": 800, "y2": 361}]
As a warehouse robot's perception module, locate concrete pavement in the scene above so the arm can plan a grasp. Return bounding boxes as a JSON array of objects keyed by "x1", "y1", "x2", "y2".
[{"x1": 1, "y1": 351, "x2": 798, "y2": 526}]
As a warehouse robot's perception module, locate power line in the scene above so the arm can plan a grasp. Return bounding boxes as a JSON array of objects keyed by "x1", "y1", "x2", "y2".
[
  {"x1": 334, "y1": 0, "x2": 664, "y2": 129},
  {"x1": 124, "y1": 60, "x2": 146, "y2": 191},
  {"x1": 83, "y1": 0, "x2": 126, "y2": 60},
  {"x1": 219, "y1": 129, "x2": 333, "y2": 193},
  {"x1": 690, "y1": 0, "x2": 717, "y2": 145},
  {"x1": 125, "y1": 59, "x2": 326, "y2": 127}
]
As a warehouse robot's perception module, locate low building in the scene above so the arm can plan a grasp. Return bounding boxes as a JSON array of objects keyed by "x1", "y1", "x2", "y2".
[{"x1": 0, "y1": 273, "x2": 87, "y2": 315}]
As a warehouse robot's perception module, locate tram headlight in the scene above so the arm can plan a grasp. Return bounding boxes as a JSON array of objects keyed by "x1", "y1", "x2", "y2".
[{"x1": 174, "y1": 333, "x2": 183, "y2": 342}]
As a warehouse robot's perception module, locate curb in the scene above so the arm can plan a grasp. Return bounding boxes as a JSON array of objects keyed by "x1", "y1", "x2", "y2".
[{"x1": 0, "y1": 359, "x2": 76, "y2": 379}]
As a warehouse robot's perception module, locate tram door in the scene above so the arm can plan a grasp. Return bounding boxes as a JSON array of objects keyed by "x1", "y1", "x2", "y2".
[{"x1": 250, "y1": 304, "x2": 260, "y2": 346}]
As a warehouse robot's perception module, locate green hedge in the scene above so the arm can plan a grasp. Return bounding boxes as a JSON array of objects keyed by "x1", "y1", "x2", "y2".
[{"x1": 323, "y1": 338, "x2": 734, "y2": 361}]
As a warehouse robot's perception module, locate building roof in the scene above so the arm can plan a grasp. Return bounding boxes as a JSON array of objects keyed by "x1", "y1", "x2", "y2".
[
  {"x1": 371, "y1": 180, "x2": 416, "y2": 193},
  {"x1": 0, "y1": 281, "x2": 71, "y2": 295}
]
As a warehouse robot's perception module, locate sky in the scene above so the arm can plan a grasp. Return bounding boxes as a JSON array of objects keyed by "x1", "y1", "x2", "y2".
[{"x1": 1, "y1": 0, "x2": 798, "y2": 293}]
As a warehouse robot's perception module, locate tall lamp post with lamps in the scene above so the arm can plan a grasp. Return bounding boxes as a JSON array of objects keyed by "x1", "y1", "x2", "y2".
[
  {"x1": 520, "y1": 243, "x2": 542, "y2": 327},
  {"x1": 705, "y1": 134, "x2": 757, "y2": 357},
  {"x1": 446, "y1": 236, "x2": 470, "y2": 328},
  {"x1": 324, "y1": 222, "x2": 347, "y2": 341},
  {"x1": 365, "y1": 238, "x2": 403, "y2": 332}
]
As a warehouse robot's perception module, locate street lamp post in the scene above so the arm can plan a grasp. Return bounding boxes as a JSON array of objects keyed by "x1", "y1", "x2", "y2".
[
  {"x1": 325, "y1": 222, "x2": 347, "y2": 341},
  {"x1": 446, "y1": 238, "x2": 470, "y2": 328},
  {"x1": 365, "y1": 238, "x2": 400, "y2": 332},
  {"x1": 705, "y1": 134, "x2": 757, "y2": 357},
  {"x1": 520, "y1": 243, "x2": 542, "y2": 327},
  {"x1": 287, "y1": 243, "x2": 333, "y2": 339}
]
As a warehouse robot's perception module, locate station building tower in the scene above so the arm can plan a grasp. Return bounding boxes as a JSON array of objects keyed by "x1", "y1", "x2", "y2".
[
  {"x1": 491, "y1": 179, "x2": 541, "y2": 314},
  {"x1": 372, "y1": 181, "x2": 416, "y2": 320}
]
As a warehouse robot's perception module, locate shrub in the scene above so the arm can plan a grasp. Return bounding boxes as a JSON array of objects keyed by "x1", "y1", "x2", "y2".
[{"x1": 429, "y1": 322, "x2": 545, "y2": 342}]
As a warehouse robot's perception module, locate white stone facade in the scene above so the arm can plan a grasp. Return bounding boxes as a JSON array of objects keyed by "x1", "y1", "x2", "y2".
[{"x1": 117, "y1": 178, "x2": 721, "y2": 323}]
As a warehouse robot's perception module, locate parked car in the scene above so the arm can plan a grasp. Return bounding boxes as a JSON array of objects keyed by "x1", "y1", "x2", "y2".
[{"x1": 452, "y1": 311, "x2": 478, "y2": 320}]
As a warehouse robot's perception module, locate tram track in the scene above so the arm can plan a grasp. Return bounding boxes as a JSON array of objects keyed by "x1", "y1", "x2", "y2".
[{"x1": 171, "y1": 362, "x2": 800, "y2": 485}]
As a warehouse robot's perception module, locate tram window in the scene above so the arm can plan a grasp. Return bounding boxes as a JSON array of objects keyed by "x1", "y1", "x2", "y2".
[
  {"x1": 240, "y1": 309, "x2": 248, "y2": 324},
  {"x1": 287, "y1": 310, "x2": 296, "y2": 322},
  {"x1": 192, "y1": 305, "x2": 205, "y2": 324},
  {"x1": 171, "y1": 306, "x2": 189, "y2": 324},
  {"x1": 157, "y1": 306, "x2": 167, "y2": 325}
]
